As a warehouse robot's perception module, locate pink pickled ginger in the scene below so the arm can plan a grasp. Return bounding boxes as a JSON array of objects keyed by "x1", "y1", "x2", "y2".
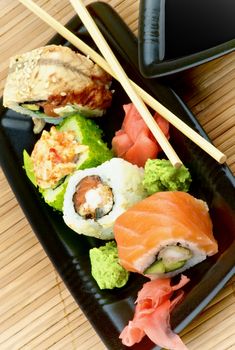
[
  {"x1": 120, "y1": 275, "x2": 189, "y2": 350},
  {"x1": 112, "y1": 103, "x2": 170, "y2": 168}
]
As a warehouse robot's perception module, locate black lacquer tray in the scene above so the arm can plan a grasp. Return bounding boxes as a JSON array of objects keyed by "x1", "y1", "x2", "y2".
[{"x1": 0, "y1": 2, "x2": 234, "y2": 349}]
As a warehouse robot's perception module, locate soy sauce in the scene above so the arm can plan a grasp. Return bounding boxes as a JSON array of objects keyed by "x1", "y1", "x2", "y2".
[{"x1": 164, "y1": 0, "x2": 235, "y2": 60}]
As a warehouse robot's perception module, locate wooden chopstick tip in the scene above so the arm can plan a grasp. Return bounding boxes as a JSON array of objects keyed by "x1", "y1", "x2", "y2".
[
  {"x1": 218, "y1": 154, "x2": 227, "y2": 164},
  {"x1": 174, "y1": 161, "x2": 183, "y2": 169}
]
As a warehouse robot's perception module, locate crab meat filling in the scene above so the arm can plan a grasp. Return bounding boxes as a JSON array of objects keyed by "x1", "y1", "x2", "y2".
[
  {"x1": 73, "y1": 175, "x2": 114, "y2": 219},
  {"x1": 31, "y1": 126, "x2": 88, "y2": 189}
]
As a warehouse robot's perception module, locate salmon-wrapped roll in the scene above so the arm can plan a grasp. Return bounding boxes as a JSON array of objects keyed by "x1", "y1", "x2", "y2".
[{"x1": 114, "y1": 191, "x2": 218, "y2": 278}]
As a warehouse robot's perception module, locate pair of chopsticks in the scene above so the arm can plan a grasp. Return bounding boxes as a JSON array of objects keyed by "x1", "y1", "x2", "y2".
[{"x1": 18, "y1": 0, "x2": 227, "y2": 167}]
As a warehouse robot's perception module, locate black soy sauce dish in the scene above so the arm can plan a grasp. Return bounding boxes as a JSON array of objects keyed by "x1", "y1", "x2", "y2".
[
  {"x1": 0, "y1": 2, "x2": 235, "y2": 350},
  {"x1": 138, "y1": 0, "x2": 235, "y2": 77}
]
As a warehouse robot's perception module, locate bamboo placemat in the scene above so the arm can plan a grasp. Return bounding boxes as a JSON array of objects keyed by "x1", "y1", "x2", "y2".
[{"x1": 0, "y1": 1, "x2": 234, "y2": 349}]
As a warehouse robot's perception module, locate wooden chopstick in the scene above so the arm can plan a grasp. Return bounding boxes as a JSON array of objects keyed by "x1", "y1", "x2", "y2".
[
  {"x1": 18, "y1": 0, "x2": 227, "y2": 165},
  {"x1": 69, "y1": 0, "x2": 182, "y2": 168},
  {"x1": 17, "y1": 0, "x2": 181, "y2": 168}
]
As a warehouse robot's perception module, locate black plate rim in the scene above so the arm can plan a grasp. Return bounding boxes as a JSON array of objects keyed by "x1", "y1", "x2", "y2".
[{"x1": 139, "y1": 39, "x2": 235, "y2": 78}]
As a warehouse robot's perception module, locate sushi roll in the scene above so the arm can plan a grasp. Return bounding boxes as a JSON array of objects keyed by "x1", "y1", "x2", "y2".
[
  {"x1": 114, "y1": 191, "x2": 218, "y2": 278},
  {"x1": 23, "y1": 114, "x2": 113, "y2": 211},
  {"x1": 63, "y1": 158, "x2": 147, "y2": 240},
  {"x1": 3, "y1": 45, "x2": 112, "y2": 133}
]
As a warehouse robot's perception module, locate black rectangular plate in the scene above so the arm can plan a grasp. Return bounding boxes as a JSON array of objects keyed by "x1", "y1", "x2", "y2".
[{"x1": 0, "y1": 2, "x2": 235, "y2": 349}]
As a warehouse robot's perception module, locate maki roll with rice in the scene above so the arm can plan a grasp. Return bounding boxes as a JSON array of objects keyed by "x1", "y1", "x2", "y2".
[
  {"x1": 23, "y1": 114, "x2": 113, "y2": 211},
  {"x1": 114, "y1": 191, "x2": 218, "y2": 278},
  {"x1": 3, "y1": 45, "x2": 112, "y2": 133},
  {"x1": 63, "y1": 158, "x2": 147, "y2": 240}
]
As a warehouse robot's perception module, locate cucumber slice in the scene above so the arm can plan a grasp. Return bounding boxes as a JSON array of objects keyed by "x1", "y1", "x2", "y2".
[
  {"x1": 40, "y1": 179, "x2": 68, "y2": 212},
  {"x1": 54, "y1": 104, "x2": 104, "y2": 118},
  {"x1": 144, "y1": 258, "x2": 187, "y2": 275},
  {"x1": 144, "y1": 260, "x2": 165, "y2": 274}
]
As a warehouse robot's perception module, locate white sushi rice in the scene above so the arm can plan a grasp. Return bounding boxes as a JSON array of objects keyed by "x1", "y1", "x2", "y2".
[
  {"x1": 134, "y1": 238, "x2": 208, "y2": 279},
  {"x1": 63, "y1": 158, "x2": 147, "y2": 240}
]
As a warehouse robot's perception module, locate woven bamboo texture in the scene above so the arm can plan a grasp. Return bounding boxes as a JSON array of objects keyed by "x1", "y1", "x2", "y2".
[{"x1": 0, "y1": 1, "x2": 234, "y2": 349}]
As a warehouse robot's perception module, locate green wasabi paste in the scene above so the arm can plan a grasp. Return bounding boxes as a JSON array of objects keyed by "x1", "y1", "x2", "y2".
[
  {"x1": 143, "y1": 159, "x2": 192, "y2": 195},
  {"x1": 89, "y1": 241, "x2": 129, "y2": 290}
]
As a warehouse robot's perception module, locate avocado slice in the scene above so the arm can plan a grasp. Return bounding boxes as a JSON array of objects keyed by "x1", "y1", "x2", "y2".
[
  {"x1": 164, "y1": 259, "x2": 187, "y2": 272},
  {"x1": 23, "y1": 150, "x2": 37, "y2": 186},
  {"x1": 144, "y1": 260, "x2": 165, "y2": 274},
  {"x1": 21, "y1": 103, "x2": 40, "y2": 111}
]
